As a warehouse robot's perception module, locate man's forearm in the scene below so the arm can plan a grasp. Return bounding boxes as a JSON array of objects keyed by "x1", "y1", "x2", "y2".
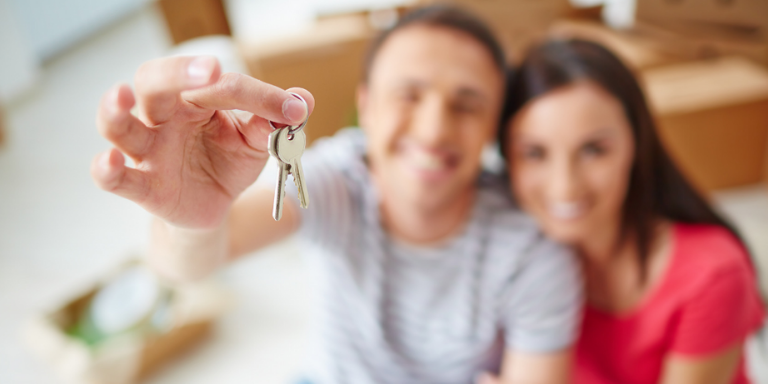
[
  {"x1": 147, "y1": 217, "x2": 230, "y2": 283},
  {"x1": 145, "y1": 189, "x2": 300, "y2": 282}
]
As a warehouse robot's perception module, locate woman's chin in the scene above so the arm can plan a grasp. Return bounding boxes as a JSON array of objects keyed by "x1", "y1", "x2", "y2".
[{"x1": 541, "y1": 222, "x2": 589, "y2": 246}]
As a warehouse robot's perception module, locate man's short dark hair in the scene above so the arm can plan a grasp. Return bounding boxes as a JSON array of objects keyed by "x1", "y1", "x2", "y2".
[{"x1": 362, "y1": 4, "x2": 507, "y2": 83}]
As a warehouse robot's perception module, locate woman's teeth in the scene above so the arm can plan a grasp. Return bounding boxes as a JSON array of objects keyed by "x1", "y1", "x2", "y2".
[{"x1": 548, "y1": 202, "x2": 587, "y2": 220}]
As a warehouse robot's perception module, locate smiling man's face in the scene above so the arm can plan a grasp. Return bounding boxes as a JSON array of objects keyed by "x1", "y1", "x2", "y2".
[{"x1": 359, "y1": 24, "x2": 504, "y2": 214}]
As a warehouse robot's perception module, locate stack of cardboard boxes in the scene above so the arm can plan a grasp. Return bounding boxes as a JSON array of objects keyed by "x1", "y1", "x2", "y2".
[
  {"x1": 635, "y1": 0, "x2": 768, "y2": 66},
  {"x1": 549, "y1": 19, "x2": 683, "y2": 70},
  {"x1": 632, "y1": 0, "x2": 768, "y2": 191},
  {"x1": 641, "y1": 57, "x2": 768, "y2": 191}
]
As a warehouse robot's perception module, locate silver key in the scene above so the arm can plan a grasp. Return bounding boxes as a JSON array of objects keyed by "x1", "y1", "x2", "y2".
[
  {"x1": 267, "y1": 92, "x2": 309, "y2": 221},
  {"x1": 268, "y1": 128, "x2": 289, "y2": 221},
  {"x1": 274, "y1": 128, "x2": 309, "y2": 210}
]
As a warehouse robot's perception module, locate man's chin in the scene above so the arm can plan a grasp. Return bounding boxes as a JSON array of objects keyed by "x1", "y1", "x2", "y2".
[
  {"x1": 408, "y1": 167, "x2": 456, "y2": 184},
  {"x1": 400, "y1": 185, "x2": 472, "y2": 212}
]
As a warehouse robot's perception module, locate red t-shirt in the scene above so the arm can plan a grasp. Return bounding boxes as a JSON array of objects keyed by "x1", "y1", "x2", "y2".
[{"x1": 575, "y1": 223, "x2": 766, "y2": 384}]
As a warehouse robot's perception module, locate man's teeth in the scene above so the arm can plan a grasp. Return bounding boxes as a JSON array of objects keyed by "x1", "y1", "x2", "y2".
[
  {"x1": 410, "y1": 151, "x2": 448, "y2": 171},
  {"x1": 548, "y1": 202, "x2": 586, "y2": 219}
]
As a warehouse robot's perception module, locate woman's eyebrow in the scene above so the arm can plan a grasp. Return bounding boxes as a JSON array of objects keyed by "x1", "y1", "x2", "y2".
[{"x1": 584, "y1": 128, "x2": 618, "y2": 141}]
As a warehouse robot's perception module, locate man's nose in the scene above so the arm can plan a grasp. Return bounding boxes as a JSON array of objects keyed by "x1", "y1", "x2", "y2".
[{"x1": 410, "y1": 96, "x2": 452, "y2": 146}]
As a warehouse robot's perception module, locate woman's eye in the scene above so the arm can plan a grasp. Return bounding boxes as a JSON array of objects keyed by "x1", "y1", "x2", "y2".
[
  {"x1": 521, "y1": 146, "x2": 545, "y2": 161},
  {"x1": 582, "y1": 143, "x2": 606, "y2": 158}
]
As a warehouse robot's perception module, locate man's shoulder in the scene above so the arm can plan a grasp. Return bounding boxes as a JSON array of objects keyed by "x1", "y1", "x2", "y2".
[
  {"x1": 476, "y1": 172, "x2": 539, "y2": 233},
  {"x1": 301, "y1": 127, "x2": 369, "y2": 187},
  {"x1": 306, "y1": 127, "x2": 366, "y2": 164},
  {"x1": 475, "y1": 173, "x2": 574, "y2": 266}
]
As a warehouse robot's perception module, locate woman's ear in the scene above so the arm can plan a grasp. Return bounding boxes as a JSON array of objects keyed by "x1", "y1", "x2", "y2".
[{"x1": 356, "y1": 83, "x2": 369, "y2": 131}]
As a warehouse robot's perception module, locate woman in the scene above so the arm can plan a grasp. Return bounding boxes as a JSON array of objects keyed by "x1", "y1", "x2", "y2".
[{"x1": 485, "y1": 39, "x2": 766, "y2": 384}]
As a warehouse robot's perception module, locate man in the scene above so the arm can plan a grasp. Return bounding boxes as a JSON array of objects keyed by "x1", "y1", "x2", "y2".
[{"x1": 91, "y1": 6, "x2": 581, "y2": 384}]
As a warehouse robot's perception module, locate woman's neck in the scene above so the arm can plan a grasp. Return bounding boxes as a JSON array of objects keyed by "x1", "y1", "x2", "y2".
[
  {"x1": 577, "y1": 220, "x2": 673, "y2": 313},
  {"x1": 576, "y1": 221, "x2": 628, "y2": 269}
]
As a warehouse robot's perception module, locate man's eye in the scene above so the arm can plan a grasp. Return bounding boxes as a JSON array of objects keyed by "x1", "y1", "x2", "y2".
[
  {"x1": 451, "y1": 102, "x2": 480, "y2": 114},
  {"x1": 399, "y1": 91, "x2": 419, "y2": 103}
]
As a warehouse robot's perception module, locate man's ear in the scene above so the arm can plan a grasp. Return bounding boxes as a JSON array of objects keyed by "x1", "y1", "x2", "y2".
[{"x1": 356, "y1": 83, "x2": 369, "y2": 130}]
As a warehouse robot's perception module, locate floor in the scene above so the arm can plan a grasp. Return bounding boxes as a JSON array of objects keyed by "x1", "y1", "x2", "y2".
[{"x1": 0, "y1": 4, "x2": 766, "y2": 384}]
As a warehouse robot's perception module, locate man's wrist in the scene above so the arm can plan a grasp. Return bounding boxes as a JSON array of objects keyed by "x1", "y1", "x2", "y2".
[{"x1": 147, "y1": 215, "x2": 230, "y2": 283}]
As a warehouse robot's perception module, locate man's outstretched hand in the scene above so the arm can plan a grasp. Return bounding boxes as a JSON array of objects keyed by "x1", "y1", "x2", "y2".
[{"x1": 91, "y1": 56, "x2": 314, "y2": 229}]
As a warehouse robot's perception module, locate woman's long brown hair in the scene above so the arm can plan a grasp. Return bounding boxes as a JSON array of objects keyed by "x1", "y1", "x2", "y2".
[{"x1": 499, "y1": 39, "x2": 761, "y2": 285}]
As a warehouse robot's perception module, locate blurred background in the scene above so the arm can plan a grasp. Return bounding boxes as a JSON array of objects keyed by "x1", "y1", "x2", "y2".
[{"x1": 1, "y1": 0, "x2": 767, "y2": 383}]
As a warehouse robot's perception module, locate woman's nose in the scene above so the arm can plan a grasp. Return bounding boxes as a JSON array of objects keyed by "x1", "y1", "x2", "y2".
[{"x1": 548, "y1": 157, "x2": 582, "y2": 201}]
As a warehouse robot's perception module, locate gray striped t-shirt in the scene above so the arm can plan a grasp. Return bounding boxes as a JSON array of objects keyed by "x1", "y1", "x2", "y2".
[{"x1": 259, "y1": 128, "x2": 582, "y2": 384}]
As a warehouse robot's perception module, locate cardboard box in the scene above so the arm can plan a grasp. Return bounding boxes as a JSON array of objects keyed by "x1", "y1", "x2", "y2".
[
  {"x1": 239, "y1": 14, "x2": 375, "y2": 143},
  {"x1": 633, "y1": 20, "x2": 768, "y2": 67},
  {"x1": 642, "y1": 57, "x2": 768, "y2": 191},
  {"x1": 636, "y1": 0, "x2": 768, "y2": 32},
  {"x1": 548, "y1": 20, "x2": 683, "y2": 70},
  {"x1": 417, "y1": 0, "x2": 574, "y2": 62},
  {"x1": 158, "y1": 0, "x2": 231, "y2": 45},
  {"x1": 24, "y1": 262, "x2": 230, "y2": 384}
]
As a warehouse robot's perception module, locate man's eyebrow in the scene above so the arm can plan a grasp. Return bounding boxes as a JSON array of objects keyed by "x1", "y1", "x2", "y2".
[
  {"x1": 455, "y1": 87, "x2": 487, "y2": 103},
  {"x1": 394, "y1": 79, "x2": 429, "y2": 89}
]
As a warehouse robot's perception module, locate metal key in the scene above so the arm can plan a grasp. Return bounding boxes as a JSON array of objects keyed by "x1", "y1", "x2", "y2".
[
  {"x1": 267, "y1": 92, "x2": 309, "y2": 221},
  {"x1": 274, "y1": 128, "x2": 309, "y2": 210},
  {"x1": 268, "y1": 127, "x2": 289, "y2": 221},
  {"x1": 268, "y1": 127, "x2": 310, "y2": 220}
]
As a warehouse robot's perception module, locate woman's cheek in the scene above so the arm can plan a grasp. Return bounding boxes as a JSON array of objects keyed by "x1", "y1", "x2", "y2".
[
  {"x1": 588, "y1": 159, "x2": 631, "y2": 220},
  {"x1": 512, "y1": 163, "x2": 546, "y2": 216}
]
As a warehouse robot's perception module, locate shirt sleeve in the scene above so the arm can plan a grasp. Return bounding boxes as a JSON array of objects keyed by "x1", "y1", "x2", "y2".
[
  {"x1": 671, "y1": 263, "x2": 766, "y2": 356},
  {"x1": 500, "y1": 235, "x2": 584, "y2": 353}
]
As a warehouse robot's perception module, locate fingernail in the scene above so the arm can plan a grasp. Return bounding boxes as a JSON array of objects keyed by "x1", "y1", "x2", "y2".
[
  {"x1": 105, "y1": 86, "x2": 121, "y2": 115},
  {"x1": 187, "y1": 56, "x2": 216, "y2": 85},
  {"x1": 282, "y1": 98, "x2": 307, "y2": 123}
]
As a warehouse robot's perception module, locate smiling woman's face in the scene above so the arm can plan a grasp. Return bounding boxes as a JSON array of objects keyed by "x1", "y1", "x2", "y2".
[{"x1": 506, "y1": 81, "x2": 635, "y2": 245}]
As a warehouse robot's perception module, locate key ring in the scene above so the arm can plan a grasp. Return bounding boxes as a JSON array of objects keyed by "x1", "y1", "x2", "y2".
[{"x1": 268, "y1": 92, "x2": 308, "y2": 135}]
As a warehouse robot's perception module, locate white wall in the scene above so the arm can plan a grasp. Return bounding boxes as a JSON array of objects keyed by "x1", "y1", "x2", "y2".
[
  {"x1": 1, "y1": 0, "x2": 153, "y2": 103},
  {"x1": 0, "y1": 0, "x2": 39, "y2": 103},
  {"x1": 9, "y1": 0, "x2": 153, "y2": 61}
]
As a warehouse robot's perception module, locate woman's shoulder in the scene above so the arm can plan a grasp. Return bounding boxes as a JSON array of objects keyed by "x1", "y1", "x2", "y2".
[{"x1": 671, "y1": 222, "x2": 754, "y2": 280}]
